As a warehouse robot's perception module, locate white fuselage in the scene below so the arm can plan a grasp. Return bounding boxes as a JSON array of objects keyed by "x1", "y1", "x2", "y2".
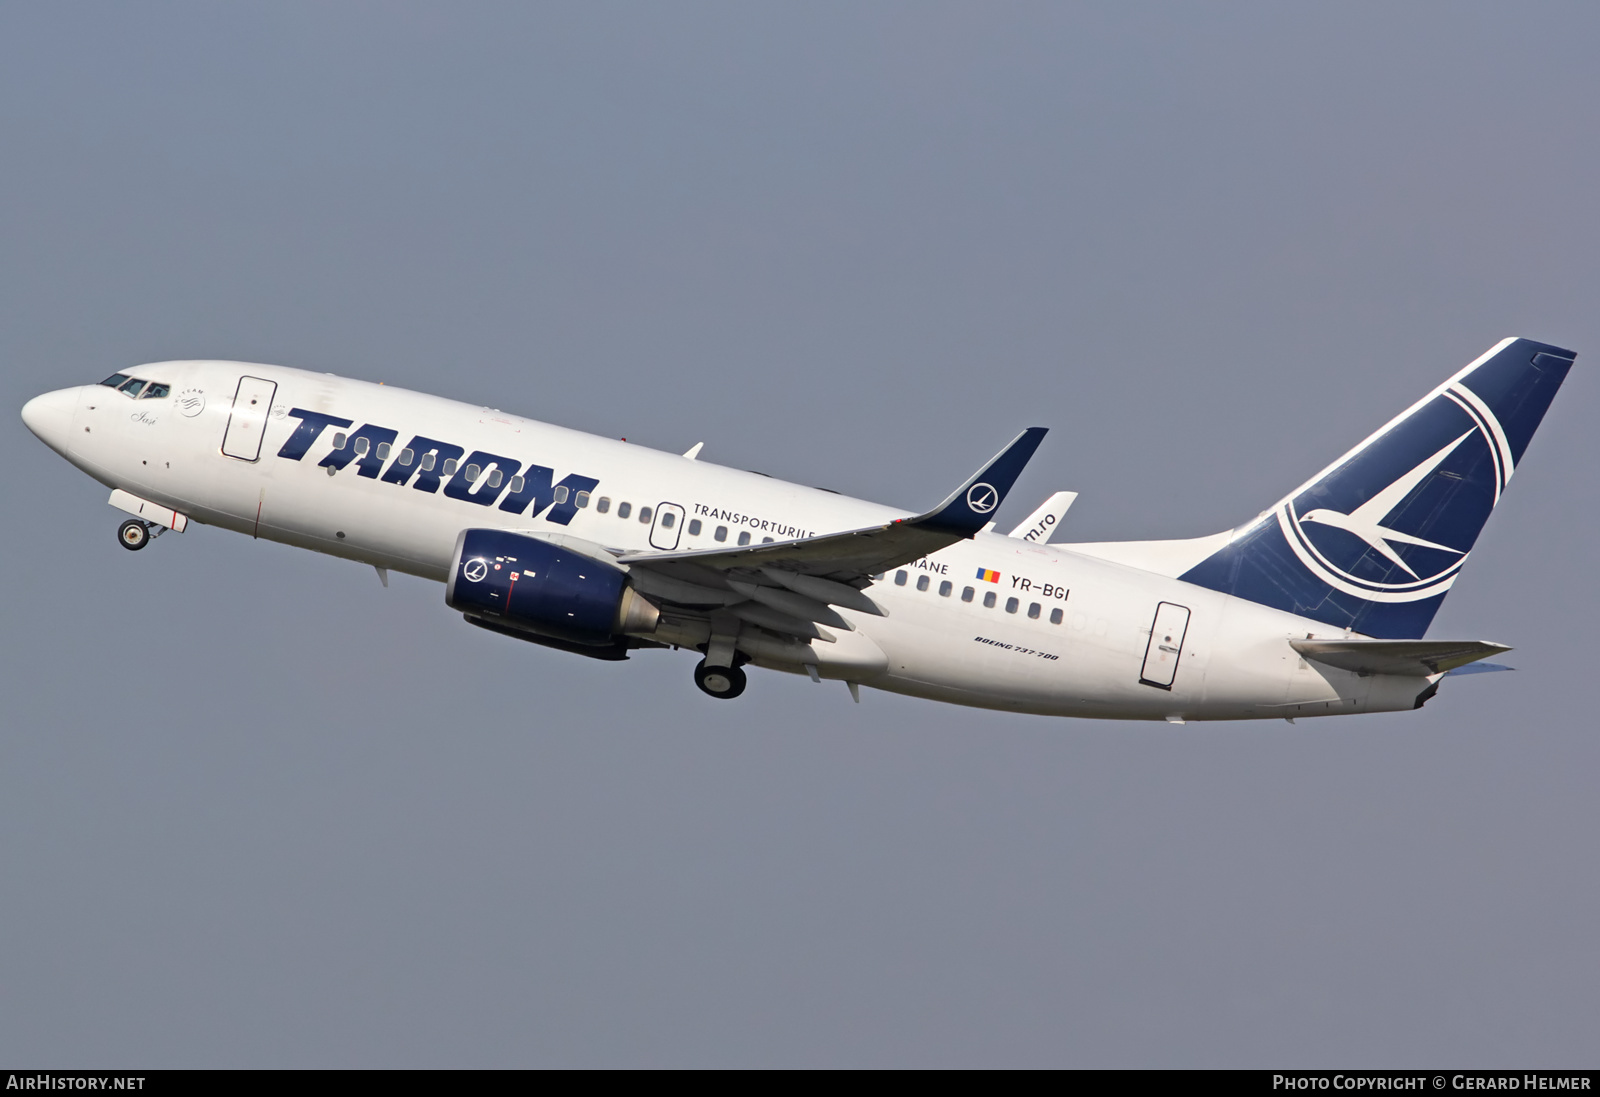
[{"x1": 35, "y1": 360, "x2": 1434, "y2": 721}]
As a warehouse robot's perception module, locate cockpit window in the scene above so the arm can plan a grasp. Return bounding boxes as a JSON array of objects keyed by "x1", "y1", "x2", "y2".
[{"x1": 99, "y1": 373, "x2": 170, "y2": 398}]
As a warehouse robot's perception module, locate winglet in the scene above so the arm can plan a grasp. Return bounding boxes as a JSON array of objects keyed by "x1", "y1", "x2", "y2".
[
  {"x1": 1008, "y1": 490, "x2": 1078, "y2": 541},
  {"x1": 913, "y1": 427, "x2": 1048, "y2": 537}
]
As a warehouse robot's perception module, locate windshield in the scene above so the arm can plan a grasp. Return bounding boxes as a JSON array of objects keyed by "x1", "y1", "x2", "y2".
[{"x1": 98, "y1": 373, "x2": 170, "y2": 399}]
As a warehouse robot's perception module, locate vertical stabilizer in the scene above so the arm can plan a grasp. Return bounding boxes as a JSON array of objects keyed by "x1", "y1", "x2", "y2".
[{"x1": 1178, "y1": 338, "x2": 1575, "y2": 638}]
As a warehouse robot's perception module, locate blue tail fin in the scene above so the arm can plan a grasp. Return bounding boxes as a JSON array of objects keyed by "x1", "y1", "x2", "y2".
[{"x1": 1179, "y1": 338, "x2": 1575, "y2": 638}]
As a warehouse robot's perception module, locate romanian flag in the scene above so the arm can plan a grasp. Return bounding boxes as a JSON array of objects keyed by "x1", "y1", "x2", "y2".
[{"x1": 975, "y1": 568, "x2": 1001, "y2": 583}]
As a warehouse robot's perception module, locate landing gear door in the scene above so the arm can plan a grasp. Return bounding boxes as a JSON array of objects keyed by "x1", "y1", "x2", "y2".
[
  {"x1": 221, "y1": 376, "x2": 278, "y2": 462},
  {"x1": 1139, "y1": 601, "x2": 1191, "y2": 690},
  {"x1": 650, "y1": 502, "x2": 686, "y2": 550}
]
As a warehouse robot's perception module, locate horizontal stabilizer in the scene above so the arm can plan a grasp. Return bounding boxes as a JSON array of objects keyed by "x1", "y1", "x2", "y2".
[
  {"x1": 1444, "y1": 661, "x2": 1514, "y2": 676},
  {"x1": 1290, "y1": 638, "x2": 1511, "y2": 677}
]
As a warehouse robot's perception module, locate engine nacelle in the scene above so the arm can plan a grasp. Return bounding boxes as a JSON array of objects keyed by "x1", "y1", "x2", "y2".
[{"x1": 445, "y1": 528, "x2": 659, "y2": 646}]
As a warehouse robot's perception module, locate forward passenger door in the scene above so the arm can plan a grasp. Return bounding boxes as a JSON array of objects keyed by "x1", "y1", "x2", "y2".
[{"x1": 220, "y1": 376, "x2": 278, "y2": 462}]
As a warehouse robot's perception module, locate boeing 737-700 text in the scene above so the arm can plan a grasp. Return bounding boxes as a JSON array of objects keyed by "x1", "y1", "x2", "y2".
[{"x1": 20, "y1": 337, "x2": 1574, "y2": 721}]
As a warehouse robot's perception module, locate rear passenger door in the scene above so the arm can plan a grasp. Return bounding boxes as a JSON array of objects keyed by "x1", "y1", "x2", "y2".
[{"x1": 1138, "y1": 602, "x2": 1191, "y2": 690}]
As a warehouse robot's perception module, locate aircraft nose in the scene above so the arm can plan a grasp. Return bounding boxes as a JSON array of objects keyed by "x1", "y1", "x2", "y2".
[{"x1": 21, "y1": 387, "x2": 81, "y2": 453}]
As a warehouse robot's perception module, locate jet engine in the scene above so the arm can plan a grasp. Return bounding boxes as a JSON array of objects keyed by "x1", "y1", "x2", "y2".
[{"x1": 445, "y1": 528, "x2": 659, "y2": 646}]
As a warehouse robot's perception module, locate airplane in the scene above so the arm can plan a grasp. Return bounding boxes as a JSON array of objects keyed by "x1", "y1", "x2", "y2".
[{"x1": 18, "y1": 337, "x2": 1574, "y2": 722}]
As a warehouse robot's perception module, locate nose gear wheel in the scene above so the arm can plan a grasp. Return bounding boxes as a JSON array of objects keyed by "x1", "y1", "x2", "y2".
[{"x1": 117, "y1": 519, "x2": 151, "y2": 551}]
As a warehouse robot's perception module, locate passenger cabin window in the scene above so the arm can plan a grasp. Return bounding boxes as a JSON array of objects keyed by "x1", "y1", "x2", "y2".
[
  {"x1": 554, "y1": 486, "x2": 570, "y2": 504},
  {"x1": 894, "y1": 571, "x2": 908, "y2": 586},
  {"x1": 375, "y1": 442, "x2": 390, "y2": 460},
  {"x1": 576, "y1": 491, "x2": 591, "y2": 508},
  {"x1": 354, "y1": 437, "x2": 370, "y2": 456},
  {"x1": 596, "y1": 496, "x2": 611, "y2": 513},
  {"x1": 419, "y1": 452, "x2": 435, "y2": 471},
  {"x1": 463, "y1": 463, "x2": 480, "y2": 482},
  {"x1": 687, "y1": 518, "x2": 700, "y2": 535},
  {"x1": 398, "y1": 448, "x2": 415, "y2": 466},
  {"x1": 139, "y1": 383, "x2": 170, "y2": 399},
  {"x1": 961, "y1": 586, "x2": 974, "y2": 603},
  {"x1": 118, "y1": 378, "x2": 146, "y2": 398},
  {"x1": 441, "y1": 458, "x2": 457, "y2": 476},
  {"x1": 639, "y1": 506, "x2": 653, "y2": 523},
  {"x1": 737, "y1": 531, "x2": 751, "y2": 546},
  {"x1": 332, "y1": 432, "x2": 348, "y2": 450},
  {"x1": 1005, "y1": 597, "x2": 1020, "y2": 614},
  {"x1": 983, "y1": 591, "x2": 997, "y2": 609},
  {"x1": 939, "y1": 581, "x2": 952, "y2": 597},
  {"x1": 100, "y1": 374, "x2": 131, "y2": 388},
  {"x1": 617, "y1": 501, "x2": 632, "y2": 519},
  {"x1": 487, "y1": 469, "x2": 503, "y2": 489},
  {"x1": 508, "y1": 474, "x2": 523, "y2": 493},
  {"x1": 1050, "y1": 608, "x2": 1064, "y2": 625},
  {"x1": 916, "y1": 575, "x2": 930, "y2": 592},
  {"x1": 1027, "y1": 602, "x2": 1041, "y2": 619},
  {"x1": 761, "y1": 536, "x2": 773, "y2": 543},
  {"x1": 714, "y1": 525, "x2": 727, "y2": 542},
  {"x1": 661, "y1": 512, "x2": 676, "y2": 529}
]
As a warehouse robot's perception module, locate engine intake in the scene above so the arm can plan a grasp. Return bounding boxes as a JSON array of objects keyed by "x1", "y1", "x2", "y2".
[{"x1": 445, "y1": 528, "x2": 658, "y2": 646}]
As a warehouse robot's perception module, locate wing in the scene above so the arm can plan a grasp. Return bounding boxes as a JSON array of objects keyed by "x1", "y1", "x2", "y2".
[{"x1": 618, "y1": 427, "x2": 1047, "y2": 644}]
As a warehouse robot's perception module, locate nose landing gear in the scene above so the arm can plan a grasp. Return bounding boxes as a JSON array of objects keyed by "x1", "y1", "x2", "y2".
[
  {"x1": 694, "y1": 659, "x2": 747, "y2": 699},
  {"x1": 117, "y1": 519, "x2": 161, "y2": 551}
]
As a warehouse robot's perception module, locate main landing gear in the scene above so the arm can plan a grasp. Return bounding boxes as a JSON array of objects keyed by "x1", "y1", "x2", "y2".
[{"x1": 694, "y1": 659, "x2": 747, "y2": 700}]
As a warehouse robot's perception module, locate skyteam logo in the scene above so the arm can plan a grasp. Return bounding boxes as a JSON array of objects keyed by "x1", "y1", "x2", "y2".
[{"x1": 1275, "y1": 382, "x2": 1516, "y2": 604}]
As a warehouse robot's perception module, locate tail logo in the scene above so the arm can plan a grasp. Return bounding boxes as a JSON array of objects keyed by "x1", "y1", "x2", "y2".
[
  {"x1": 966, "y1": 483, "x2": 999, "y2": 514},
  {"x1": 1276, "y1": 383, "x2": 1515, "y2": 603}
]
